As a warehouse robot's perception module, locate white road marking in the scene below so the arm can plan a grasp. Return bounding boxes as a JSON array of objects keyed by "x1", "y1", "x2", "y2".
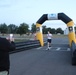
[
  {"x1": 49, "y1": 47, "x2": 52, "y2": 49},
  {"x1": 56, "y1": 47, "x2": 61, "y2": 51},
  {"x1": 36, "y1": 46, "x2": 71, "y2": 52},
  {"x1": 53, "y1": 50, "x2": 70, "y2": 51},
  {"x1": 37, "y1": 47, "x2": 42, "y2": 49}
]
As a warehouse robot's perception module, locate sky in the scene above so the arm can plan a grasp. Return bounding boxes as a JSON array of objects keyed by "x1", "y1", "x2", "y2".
[{"x1": 0, "y1": 0, "x2": 76, "y2": 30}]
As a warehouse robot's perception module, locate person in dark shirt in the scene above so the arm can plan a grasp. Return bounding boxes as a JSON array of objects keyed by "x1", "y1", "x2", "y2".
[{"x1": 0, "y1": 37, "x2": 15, "y2": 75}]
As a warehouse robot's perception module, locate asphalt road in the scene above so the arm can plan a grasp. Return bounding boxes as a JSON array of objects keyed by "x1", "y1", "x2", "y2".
[{"x1": 9, "y1": 37, "x2": 76, "y2": 75}]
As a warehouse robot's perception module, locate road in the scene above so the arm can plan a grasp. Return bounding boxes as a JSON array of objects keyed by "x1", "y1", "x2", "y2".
[{"x1": 9, "y1": 37, "x2": 76, "y2": 75}]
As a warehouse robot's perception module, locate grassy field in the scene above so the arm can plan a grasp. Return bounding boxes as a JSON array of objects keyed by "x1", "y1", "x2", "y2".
[
  {"x1": 43, "y1": 34, "x2": 68, "y2": 38},
  {"x1": 0, "y1": 34, "x2": 68, "y2": 42}
]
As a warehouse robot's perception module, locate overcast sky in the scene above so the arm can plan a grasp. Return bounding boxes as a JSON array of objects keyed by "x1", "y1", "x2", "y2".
[{"x1": 0, "y1": 0, "x2": 76, "y2": 30}]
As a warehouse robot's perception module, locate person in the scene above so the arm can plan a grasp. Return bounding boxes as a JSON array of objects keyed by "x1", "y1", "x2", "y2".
[
  {"x1": 46, "y1": 31, "x2": 52, "y2": 50},
  {"x1": 34, "y1": 33, "x2": 36, "y2": 40},
  {"x1": 6, "y1": 34, "x2": 14, "y2": 42},
  {"x1": 0, "y1": 35, "x2": 15, "y2": 75}
]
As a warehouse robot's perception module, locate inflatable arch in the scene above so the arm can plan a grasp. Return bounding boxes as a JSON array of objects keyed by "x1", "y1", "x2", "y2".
[{"x1": 36, "y1": 13, "x2": 76, "y2": 46}]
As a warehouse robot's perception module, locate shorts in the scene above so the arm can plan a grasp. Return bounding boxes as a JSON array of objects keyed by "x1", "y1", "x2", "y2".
[
  {"x1": 0, "y1": 71, "x2": 8, "y2": 75},
  {"x1": 47, "y1": 39, "x2": 52, "y2": 43}
]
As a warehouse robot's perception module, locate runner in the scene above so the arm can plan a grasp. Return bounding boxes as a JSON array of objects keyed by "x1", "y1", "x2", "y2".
[{"x1": 46, "y1": 31, "x2": 52, "y2": 50}]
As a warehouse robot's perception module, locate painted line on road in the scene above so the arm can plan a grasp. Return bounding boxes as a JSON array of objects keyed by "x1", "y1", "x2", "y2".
[
  {"x1": 36, "y1": 47, "x2": 42, "y2": 49},
  {"x1": 56, "y1": 47, "x2": 61, "y2": 51},
  {"x1": 51, "y1": 50, "x2": 71, "y2": 52},
  {"x1": 49, "y1": 47, "x2": 52, "y2": 49}
]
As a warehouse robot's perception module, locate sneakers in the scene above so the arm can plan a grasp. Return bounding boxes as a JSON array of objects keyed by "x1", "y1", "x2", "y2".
[
  {"x1": 48, "y1": 47, "x2": 50, "y2": 50},
  {"x1": 46, "y1": 47, "x2": 50, "y2": 50}
]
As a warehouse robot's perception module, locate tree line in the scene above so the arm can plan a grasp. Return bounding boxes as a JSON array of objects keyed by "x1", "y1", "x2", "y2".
[
  {"x1": 31, "y1": 23, "x2": 64, "y2": 34},
  {"x1": 0, "y1": 23, "x2": 64, "y2": 35}
]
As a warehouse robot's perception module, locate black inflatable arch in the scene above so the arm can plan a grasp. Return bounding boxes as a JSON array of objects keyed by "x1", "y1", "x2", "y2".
[
  {"x1": 37, "y1": 13, "x2": 72, "y2": 24},
  {"x1": 36, "y1": 12, "x2": 76, "y2": 47}
]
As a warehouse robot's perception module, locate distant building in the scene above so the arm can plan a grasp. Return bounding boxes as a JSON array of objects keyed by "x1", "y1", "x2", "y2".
[{"x1": 64, "y1": 28, "x2": 69, "y2": 35}]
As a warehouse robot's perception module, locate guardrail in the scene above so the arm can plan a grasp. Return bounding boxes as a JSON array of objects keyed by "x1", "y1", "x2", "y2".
[{"x1": 10, "y1": 40, "x2": 47, "y2": 53}]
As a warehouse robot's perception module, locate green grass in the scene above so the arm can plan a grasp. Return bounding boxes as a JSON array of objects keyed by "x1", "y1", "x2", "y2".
[
  {"x1": 0, "y1": 34, "x2": 68, "y2": 42},
  {"x1": 15, "y1": 39, "x2": 28, "y2": 42},
  {"x1": 43, "y1": 34, "x2": 68, "y2": 38}
]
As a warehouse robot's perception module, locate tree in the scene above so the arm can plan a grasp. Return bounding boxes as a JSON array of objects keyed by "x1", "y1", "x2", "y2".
[
  {"x1": 42, "y1": 25, "x2": 47, "y2": 34},
  {"x1": 31, "y1": 23, "x2": 36, "y2": 33},
  {"x1": 56, "y1": 28, "x2": 63, "y2": 34},
  {"x1": 47, "y1": 27, "x2": 51, "y2": 33},
  {"x1": 17, "y1": 23, "x2": 29, "y2": 35},
  {"x1": 74, "y1": 26, "x2": 76, "y2": 33},
  {"x1": 51, "y1": 28, "x2": 56, "y2": 34},
  {"x1": 0, "y1": 23, "x2": 8, "y2": 34},
  {"x1": 8, "y1": 24, "x2": 18, "y2": 33}
]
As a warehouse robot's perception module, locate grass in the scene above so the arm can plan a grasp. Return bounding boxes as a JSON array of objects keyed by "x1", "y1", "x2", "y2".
[
  {"x1": 43, "y1": 34, "x2": 68, "y2": 38},
  {"x1": 0, "y1": 34, "x2": 68, "y2": 42},
  {"x1": 14, "y1": 39, "x2": 28, "y2": 42}
]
